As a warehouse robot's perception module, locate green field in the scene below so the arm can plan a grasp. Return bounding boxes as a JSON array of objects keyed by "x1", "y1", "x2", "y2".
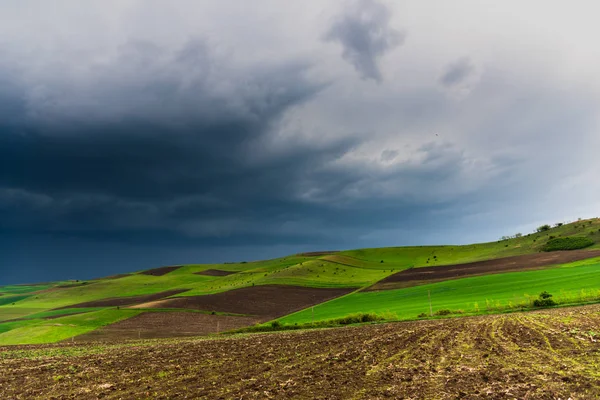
[
  {"x1": 0, "y1": 309, "x2": 141, "y2": 345},
  {"x1": 278, "y1": 257, "x2": 600, "y2": 324},
  {"x1": 1, "y1": 218, "x2": 600, "y2": 344}
]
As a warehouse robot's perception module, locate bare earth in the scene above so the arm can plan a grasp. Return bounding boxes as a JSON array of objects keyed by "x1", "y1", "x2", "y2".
[
  {"x1": 132, "y1": 285, "x2": 353, "y2": 318},
  {"x1": 74, "y1": 312, "x2": 262, "y2": 341},
  {"x1": 58, "y1": 289, "x2": 189, "y2": 309},
  {"x1": 2, "y1": 305, "x2": 600, "y2": 399},
  {"x1": 369, "y1": 249, "x2": 600, "y2": 290}
]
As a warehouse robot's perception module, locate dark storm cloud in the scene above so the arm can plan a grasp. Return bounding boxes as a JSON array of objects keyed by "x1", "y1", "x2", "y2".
[
  {"x1": 0, "y1": 38, "x2": 365, "y2": 247},
  {"x1": 324, "y1": 0, "x2": 404, "y2": 82},
  {"x1": 439, "y1": 57, "x2": 475, "y2": 87}
]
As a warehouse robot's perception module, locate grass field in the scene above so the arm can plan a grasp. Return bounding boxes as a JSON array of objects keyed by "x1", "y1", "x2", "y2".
[
  {"x1": 0, "y1": 309, "x2": 142, "y2": 345},
  {"x1": 1, "y1": 218, "x2": 600, "y2": 344},
  {"x1": 279, "y1": 256, "x2": 600, "y2": 324}
]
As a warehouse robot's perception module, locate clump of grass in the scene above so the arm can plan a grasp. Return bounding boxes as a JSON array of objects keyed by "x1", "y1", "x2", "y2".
[
  {"x1": 542, "y1": 236, "x2": 594, "y2": 252},
  {"x1": 233, "y1": 312, "x2": 395, "y2": 334},
  {"x1": 417, "y1": 309, "x2": 464, "y2": 318}
]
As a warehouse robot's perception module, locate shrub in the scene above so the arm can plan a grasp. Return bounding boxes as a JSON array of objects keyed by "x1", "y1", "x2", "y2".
[
  {"x1": 542, "y1": 236, "x2": 594, "y2": 252},
  {"x1": 555, "y1": 222, "x2": 564, "y2": 227},
  {"x1": 270, "y1": 320, "x2": 282, "y2": 328},
  {"x1": 537, "y1": 224, "x2": 551, "y2": 232},
  {"x1": 417, "y1": 312, "x2": 428, "y2": 318},
  {"x1": 434, "y1": 309, "x2": 452, "y2": 316},
  {"x1": 533, "y1": 291, "x2": 557, "y2": 307}
]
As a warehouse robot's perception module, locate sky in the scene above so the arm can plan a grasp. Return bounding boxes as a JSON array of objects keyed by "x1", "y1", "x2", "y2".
[{"x1": 2, "y1": 0, "x2": 600, "y2": 284}]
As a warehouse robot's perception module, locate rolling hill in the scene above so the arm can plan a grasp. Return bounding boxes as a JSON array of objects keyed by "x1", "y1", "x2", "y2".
[{"x1": 1, "y1": 218, "x2": 600, "y2": 345}]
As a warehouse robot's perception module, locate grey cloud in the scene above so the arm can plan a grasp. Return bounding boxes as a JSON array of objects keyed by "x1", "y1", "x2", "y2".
[
  {"x1": 440, "y1": 57, "x2": 475, "y2": 87},
  {"x1": 324, "y1": 0, "x2": 404, "y2": 82},
  {"x1": 380, "y1": 149, "x2": 398, "y2": 162}
]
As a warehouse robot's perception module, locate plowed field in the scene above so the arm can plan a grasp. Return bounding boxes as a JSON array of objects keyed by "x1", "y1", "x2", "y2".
[
  {"x1": 74, "y1": 312, "x2": 261, "y2": 341},
  {"x1": 132, "y1": 285, "x2": 353, "y2": 318},
  {"x1": 57, "y1": 289, "x2": 188, "y2": 309},
  {"x1": 2, "y1": 305, "x2": 600, "y2": 399}
]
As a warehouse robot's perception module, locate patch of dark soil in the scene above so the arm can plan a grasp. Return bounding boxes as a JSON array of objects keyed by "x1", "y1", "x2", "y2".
[
  {"x1": 369, "y1": 249, "x2": 600, "y2": 290},
  {"x1": 140, "y1": 266, "x2": 182, "y2": 276},
  {"x1": 74, "y1": 312, "x2": 262, "y2": 341},
  {"x1": 194, "y1": 269, "x2": 237, "y2": 277},
  {"x1": 136, "y1": 285, "x2": 353, "y2": 318},
  {"x1": 56, "y1": 289, "x2": 189, "y2": 309}
]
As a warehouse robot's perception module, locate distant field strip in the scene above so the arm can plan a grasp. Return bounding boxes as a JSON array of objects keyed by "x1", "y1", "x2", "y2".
[{"x1": 370, "y1": 249, "x2": 600, "y2": 290}]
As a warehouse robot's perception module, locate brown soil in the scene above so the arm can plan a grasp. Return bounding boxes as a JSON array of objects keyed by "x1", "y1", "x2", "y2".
[
  {"x1": 74, "y1": 312, "x2": 262, "y2": 342},
  {"x1": 2, "y1": 304, "x2": 600, "y2": 399},
  {"x1": 139, "y1": 266, "x2": 182, "y2": 276},
  {"x1": 56, "y1": 289, "x2": 189, "y2": 309},
  {"x1": 369, "y1": 249, "x2": 600, "y2": 290},
  {"x1": 194, "y1": 269, "x2": 237, "y2": 277},
  {"x1": 132, "y1": 285, "x2": 352, "y2": 318}
]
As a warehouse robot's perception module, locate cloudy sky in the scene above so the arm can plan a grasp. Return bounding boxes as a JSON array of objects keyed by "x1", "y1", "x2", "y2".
[{"x1": 2, "y1": 0, "x2": 600, "y2": 284}]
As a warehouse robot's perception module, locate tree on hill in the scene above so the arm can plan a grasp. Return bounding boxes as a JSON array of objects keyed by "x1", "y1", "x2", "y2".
[{"x1": 536, "y1": 224, "x2": 551, "y2": 233}]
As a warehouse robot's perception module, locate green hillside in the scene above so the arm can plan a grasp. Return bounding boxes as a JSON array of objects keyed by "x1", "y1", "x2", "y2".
[{"x1": 1, "y1": 218, "x2": 600, "y2": 344}]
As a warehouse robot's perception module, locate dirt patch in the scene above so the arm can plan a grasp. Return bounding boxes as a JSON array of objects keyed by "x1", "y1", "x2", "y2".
[
  {"x1": 3, "y1": 305, "x2": 600, "y2": 399},
  {"x1": 74, "y1": 312, "x2": 261, "y2": 342},
  {"x1": 369, "y1": 249, "x2": 600, "y2": 290},
  {"x1": 194, "y1": 269, "x2": 237, "y2": 277},
  {"x1": 140, "y1": 266, "x2": 182, "y2": 276},
  {"x1": 56, "y1": 289, "x2": 189, "y2": 309},
  {"x1": 133, "y1": 285, "x2": 353, "y2": 318}
]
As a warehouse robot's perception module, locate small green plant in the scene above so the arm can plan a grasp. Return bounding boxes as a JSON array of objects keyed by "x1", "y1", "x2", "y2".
[
  {"x1": 417, "y1": 312, "x2": 427, "y2": 318},
  {"x1": 434, "y1": 309, "x2": 452, "y2": 316},
  {"x1": 533, "y1": 291, "x2": 557, "y2": 307}
]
